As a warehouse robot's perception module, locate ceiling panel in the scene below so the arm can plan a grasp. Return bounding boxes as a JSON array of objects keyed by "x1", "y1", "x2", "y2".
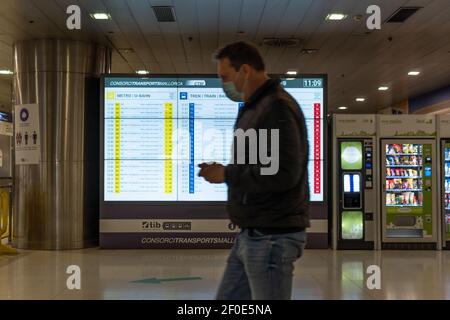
[
  {"x1": 275, "y1": 0, "x2": 314, "y2": 37},
  {"x1": 197, "y1": 0, "x2": 219, "y2": 72},
  {"x1": 217, "y1": 0, "x2": 242, "y2": 46},
  {"x1": 0, "y1": 0, "x2": 448, "y2": 112},
  {"x1": 236, "y1": 0, "x2": 267, "y2": 43},
  {"x1": 102, "y1": 0, "x2": 157, "y2": 73},
  {"x1": 274, "y1": 0, "x2": 336, "y2": 69},
  {"x1": 0, "y1": 42, "x2": 12, "y2": 69},
  {"x1": 173, "y1": 0, "x2": 201, "y2": 66},
  {"x1": 76, "y1": 0, "x2": 123, "y2": 40},
  {"x1": 125, "y1": 0, "x2": 167, "y2": 70},
  {"x1": 2, "y1": 0, "x2": 61, "y2": 39},
  {"x1": 145, "y1": 35, "x2": 172, "y2": 64},
  {"x1": 253, "y1": 0, "x2": 290, "y2": 61}
]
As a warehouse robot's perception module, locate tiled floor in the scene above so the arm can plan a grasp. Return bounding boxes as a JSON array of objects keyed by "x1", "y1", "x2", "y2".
[{"x1": 1, "y1": 247, "x2": 450, "y2": 300}]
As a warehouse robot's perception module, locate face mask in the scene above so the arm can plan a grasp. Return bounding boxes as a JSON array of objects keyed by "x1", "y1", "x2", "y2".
[
  {"x1": 222, "y1": 81, "x2": 244, "y2": 102},
  {"x1": 222, "y1": 67, "x2": 245, "y2": 102}
]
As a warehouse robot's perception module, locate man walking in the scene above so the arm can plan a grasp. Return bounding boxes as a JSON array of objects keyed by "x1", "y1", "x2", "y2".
[{"x1": 198, "y1": 41, "x2": 310, "y2": 300}]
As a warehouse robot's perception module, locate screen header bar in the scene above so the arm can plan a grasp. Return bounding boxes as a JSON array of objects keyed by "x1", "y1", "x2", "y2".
[{"x1": 104, "y1": 76, "x2": 325, "y2": 89}]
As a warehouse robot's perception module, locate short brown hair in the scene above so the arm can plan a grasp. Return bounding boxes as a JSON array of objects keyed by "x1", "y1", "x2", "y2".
[{"x1": 213, "y1": 41, "x2": 265, "y2": 72}]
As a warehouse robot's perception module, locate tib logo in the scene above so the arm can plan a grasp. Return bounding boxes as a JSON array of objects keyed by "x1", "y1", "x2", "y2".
[{"x1": 142, "y1": 221, "x2": 161, "y2": 230}]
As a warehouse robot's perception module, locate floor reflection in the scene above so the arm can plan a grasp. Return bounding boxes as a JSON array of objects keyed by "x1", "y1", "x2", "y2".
[{"x1": 0, "y1": 248, "x2": 449, "y2": 299}]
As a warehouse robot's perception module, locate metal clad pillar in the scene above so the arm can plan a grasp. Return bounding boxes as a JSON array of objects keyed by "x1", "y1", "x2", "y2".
[{"x1": 13, "y1": 39, "x2": 111, "y2": 249}]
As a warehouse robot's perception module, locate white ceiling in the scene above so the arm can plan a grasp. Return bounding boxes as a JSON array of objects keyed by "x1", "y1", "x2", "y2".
[{"x1": 0, "y1": 0, "x2": 449, "y2": 114}]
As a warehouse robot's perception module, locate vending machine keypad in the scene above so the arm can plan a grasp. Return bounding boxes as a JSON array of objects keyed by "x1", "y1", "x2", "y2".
[{"x1": 364, "y1": 144, "x2": 373, "y2": 189}]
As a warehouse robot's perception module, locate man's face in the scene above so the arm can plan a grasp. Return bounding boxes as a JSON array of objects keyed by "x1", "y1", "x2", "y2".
[{"x1": 217, "y1": 58, "x2": 245, "y2": 92}]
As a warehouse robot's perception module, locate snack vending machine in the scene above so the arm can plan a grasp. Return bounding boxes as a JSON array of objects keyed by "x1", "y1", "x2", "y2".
[
  {"x1": 438, "y1": 115, "x2": 450, "y2": 249},
  {"x1": 378, "y1": 115, "x2": 438, "y2": 249},
  {"x1": 0, "y1": 111, "x2": 13, "y2": 245},
  {"x1": 332, "y1": 115, "x2": 378, "y2": 249}
]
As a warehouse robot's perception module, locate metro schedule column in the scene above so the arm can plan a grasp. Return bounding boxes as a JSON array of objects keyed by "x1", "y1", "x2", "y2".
[
  {"x1": 313, "y1": 102, "x2": 321, "y2": 196},
  {"x1": 176, "y1": 80, "x2": 238, "y2": 201},
  {"x1": 189, "y1": 102, "x2": 195, "y2": 194},
  {"x1": 114, "y1": 102, "x2": 121, "y2": 194},
  {"x1": 164, "y1": 103, "x2": 174, "y2": 195},
  {"x1": 283, "y1": 78, "x2": 324, "y2": 202},
  {"x1": 104, "y1": 83, "x2": 177, "y2": 201}
]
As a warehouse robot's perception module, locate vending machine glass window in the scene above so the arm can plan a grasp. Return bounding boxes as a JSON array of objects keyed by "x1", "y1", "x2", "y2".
[
  {"x1": 385, "y1": 144, "x2": 423, "y2": 207},
  {"x1": 444, "y1": 143, "x2": 450, "y2": 240},
  {"x1": 384, "y1": 143, "x2": 433, "y2": 238}
]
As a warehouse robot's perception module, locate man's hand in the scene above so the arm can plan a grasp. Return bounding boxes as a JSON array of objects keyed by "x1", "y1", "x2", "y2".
[{"x1": 198, "y1": 162, "x2": 225, "y2": 183}]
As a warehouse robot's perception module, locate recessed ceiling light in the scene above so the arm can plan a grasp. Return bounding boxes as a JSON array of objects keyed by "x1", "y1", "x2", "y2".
[
  {"x1": 338, "y1": 106, "x2": 347, "y2": 110},
  {"x1": 90, "y1": 13, "x2": 111, "y2": 20},
  {"x1": 326, "y1": 13, "x2": 347, "y2": 21},
  {"x1": 286, "y1": 70, "x2": 297, "y2": 75},
  {"x1": 356, "y1": 98, "x2": 365, "y2": 102},
  {"x1": 408, "y1": 71, "x2": 420, "y2": 76},
  {"x1": 378, "y1": 86, "x2": 389, "y2": 91},
  {"x1": 0, "y1": 70, "x2": 13, "y2": 75},
  {"x1": 136, "y1": 70, "x2": 150, "y2": 75}
]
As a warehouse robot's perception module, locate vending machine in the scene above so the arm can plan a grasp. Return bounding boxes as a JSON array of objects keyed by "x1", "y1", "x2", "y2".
[
  {"x1": 378, "y1": 115, "x2": 438, "y2": 249},
  {"x1": 438, "y1": 115, "x2": 450, "y2": 249},
  {"x1": 332, "y1": 115, "x2": 378, "y2": 249},
  {"x1": 0, "y1": 111, "x2": 13, "y2": 245}
]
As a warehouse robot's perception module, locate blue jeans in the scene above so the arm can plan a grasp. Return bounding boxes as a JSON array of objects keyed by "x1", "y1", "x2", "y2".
[{"x1": 216, "y1": 228, "x2": 307, "y2": 300}]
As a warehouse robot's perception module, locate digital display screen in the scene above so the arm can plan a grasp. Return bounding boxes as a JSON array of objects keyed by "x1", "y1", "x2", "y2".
[
  {"x1": 102, "y1": 76, "x2": 325, "y2": 202},
  {"x1": 0, "y1": 112, "x2": 12, "y2": 122}
]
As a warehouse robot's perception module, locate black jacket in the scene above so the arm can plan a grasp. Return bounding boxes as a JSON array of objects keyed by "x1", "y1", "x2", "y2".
[{"x1": 224, "y1": 78, "x2": 310, "y2": 229}]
